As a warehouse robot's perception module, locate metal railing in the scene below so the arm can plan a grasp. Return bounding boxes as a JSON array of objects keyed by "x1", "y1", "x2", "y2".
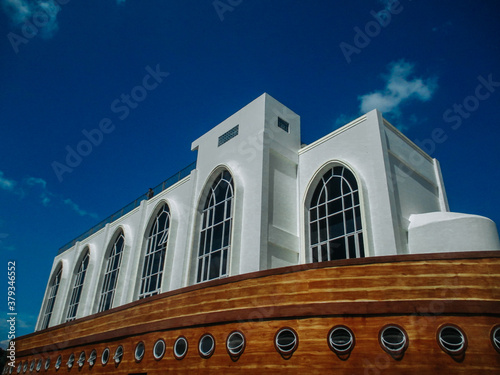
[{"x1": 58, "y1": 161, "x2": 196, "y2": 254}]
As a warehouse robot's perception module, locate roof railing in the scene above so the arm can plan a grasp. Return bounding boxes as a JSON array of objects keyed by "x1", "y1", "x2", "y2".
[{"x1": 58, "y1": 161, "x2": 196, "y2": 255}]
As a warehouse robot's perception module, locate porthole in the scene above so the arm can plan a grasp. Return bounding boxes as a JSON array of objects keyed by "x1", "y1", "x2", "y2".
[
  {"x1": 153, "y1": 339, "x2": 166, "y2": 360},
  {"x1": 22, "y1": 361, "x2": 28, "y2": 374},
  {"x1": 113, "y1": 346, "x2": 124, "y2": 364},
  {"x1": 226, "y1": 331, "x2": 245, "y2": 357},
  {"x1": 29, "y1": 360, "x2": 35, "y2": 373},
  {"x1": 66, "y1": 354, "x2": 75, "y2": 369},
  {"x1": 173, "y1": 336, "x2": 188, "y2": 360},
  {"x1": 491, "y1": 325, "x2": 500, "y2": 353},
  {"x1": 328, "y1": 325, "x2": 355, "y2": 354},
  {"x1": 16, "y1": 362, "x2": 22, "y2": 374},
  {"x1": 101, "y1": 348, "x2": 110, "y2": 365},
  {"x1": 275, "y1": 328, "x2": 298, "y2": 358},
  {"x1": 77, "y1": 352, "x2": 85, "y2": 368},
  {"x1": 36, "y1": 359, "x2": 42, "y2": 372},
  {"x1": 54, "y1": 356, "x2": 62, "y2": 370},
  {"x1": 199, "y1": 334, "x2": 215, "y2": 359},
  {"x1": 134, "y1": 342, "x2": 145, "y2": 362},
  {"x1": 437, "y1": 325, "x2": 467, "y2": 355},
  {"x1": 379, "y1": 325, "x2": 408, "y2": 357},
  {"x1": 87, "y1": 349, "x2": 97, "y2": 366},
  {"x1": 44, "y1": 358, "x2": 50, "y2": 371}
]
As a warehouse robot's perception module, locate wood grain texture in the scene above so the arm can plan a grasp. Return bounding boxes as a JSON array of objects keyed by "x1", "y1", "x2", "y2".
[{"x1": 14, "y1": 252, "x2": 500, "y2": 373}]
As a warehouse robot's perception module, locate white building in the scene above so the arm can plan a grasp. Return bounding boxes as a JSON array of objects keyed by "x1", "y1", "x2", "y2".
[{"x1": 36, "y1": 93, "x2": 500, "y2": 331}]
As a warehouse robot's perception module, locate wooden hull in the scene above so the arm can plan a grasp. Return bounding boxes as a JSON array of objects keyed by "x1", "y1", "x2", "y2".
[{"x1": 14, "y1": 251, "x2": 500, "y2": 374}]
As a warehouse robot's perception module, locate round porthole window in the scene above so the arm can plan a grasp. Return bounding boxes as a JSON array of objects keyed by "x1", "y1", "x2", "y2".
[
  {"x1": 226, "y1": 331, "x2": 245, "y2": 357},
  {"x1": 101, "y1": 348, "x2": 110, "y2": 365},
  {"x1": 438, "y1": 325, "x2": 467, "y2": 355},
  {"x1": 36, "y1": 359, "x2": 42, "y2": 372},
  {"x1": 199, "y1": 334, "x2": 215, "y2": 359},
  {"x1": 134, "y1": 342, "x2": 145, "y2": 362},
  {"x1": 87, "y1": 350, "x2": 97, "y2": 367},
  {"x1": 491, "y1": 325, "x2": 500, "y2": 353},
  {"x1": 54, "y1": 356, "x2": 62, "y2": 370},
  {"x1": 173, "y1": 337, "x2": 188, "y2": 360},
  {"x1": 153, "y1": 339, "x2": 166, "y2": 360},
  {"x1": 379, "y1": 325, "x2": 408, "y2": 357},
  {"x1": 44, "y1": 358, "x2": 50, "y2": 371},
  {"x1": 113, "y1": 346, "x2": 124, "y2": 364},
  {"x1": 77, "y1": 352, "x2": 85, "y2": 368},
  {"x1": 328, "y1": 325, "x2": 355, "y2": 354},
  {"x1": 66, "y1": 354, "x2": 75, "y2": 369},
  {"x1": 275, "y1": 328, "x2": 298, "y2": 357}
]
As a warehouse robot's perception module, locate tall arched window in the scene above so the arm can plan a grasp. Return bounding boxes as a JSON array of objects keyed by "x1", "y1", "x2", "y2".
[
  {"x1": 41, "y1": 266, "x2": 62, "y2": 329},
  {"x1": 139, "y1": 204, "x2": 170, "y2": 299},
  {"x1": 98, "y1": 231, "x2": 124, "y2": 312},
  {"x1": 66, "y1": 250, "x2": 90, "y2": 322},
  {"x1": 197, "y1": 170, "x2": 234, "y2": 283},
  {"x1": 308, "y1": 166, "x2": 364, "y2": 262}
]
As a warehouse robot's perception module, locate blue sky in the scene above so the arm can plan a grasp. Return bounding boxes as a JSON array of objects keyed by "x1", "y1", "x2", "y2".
[{"x1": 0, "y1": 0, "x2": 499, "y2": 340}]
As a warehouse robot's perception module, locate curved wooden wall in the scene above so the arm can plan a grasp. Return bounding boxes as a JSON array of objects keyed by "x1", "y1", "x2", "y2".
[{"x1": 13, "y1": 251, "x2": 500, "y2": 374}]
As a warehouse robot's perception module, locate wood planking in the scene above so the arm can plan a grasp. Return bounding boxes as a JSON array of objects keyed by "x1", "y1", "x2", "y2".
[{"x1": 16, "y1": 256, "x2": 500, "y2": 355}]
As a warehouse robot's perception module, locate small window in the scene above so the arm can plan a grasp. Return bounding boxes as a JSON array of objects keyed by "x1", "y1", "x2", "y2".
[
  {"x1": 153, "y1": 339, "x2": 166, "y2": 360},
  {"x1": 17, "y1": 363, "x2": 22, "y2": 374},
  {"x1": 135, "y1": 342, "x2": 145, "y2": 362},
  {"x1": 87, "y1": 350, "x2": 97, "y2": 367},
  {"x1": 22, "y1": 362, "x2": 28, "y2": 374},
  {"x1": 226, "y1": 331, "x2": 245, "y2": 357},
  {"x1": 54, "y1": 356, "x2": 62, "y2": 370},
  {"x1": 379, "y1": 325, "x2": 408, "y2": 357},
  {"x1": 174, "y1": 337, "x2": 188, "y2": 360},
  {"x1": 35, "y1": 360, "x2": 42, "y2": 372},
  {"x1": 438, "y1": 325, "x2": 467, "y2": 355},
  {"x1": 277, "y1": 117, "x2": 289, "y2": 133},
  {"x1": 275, "y1": 328, "x2": 298, "y2": 358},
  {"x1": 328, "y1": 325, "x2": 355, "y2": 354},
  {"x1": 101, "y1": 348, "x2": 110, "y2": 365},
  {"x1": 113, "y1": 346, "x2": 124, "y2": 364},
  {"x1": 67, "y1": 354, "x2": 75, "y2": 369},
  {"x1": 44, "y1": 358, "x2": 50, "y2": 371},
  {"x1": 29, "y1": 360, "x2": 35, "y2": 372},
  {"x1": 218, "y1": 125, "x2": 239, "y2": 147},
  {"x1": 77, "y1": 352, "x2": 85, "y2": 368},
  {"x1": 199, "y1": 334, "x2": 215, "y2": 358},
  {"x1": 492, "y1": 325, "x2": 500, "y2": 353}
]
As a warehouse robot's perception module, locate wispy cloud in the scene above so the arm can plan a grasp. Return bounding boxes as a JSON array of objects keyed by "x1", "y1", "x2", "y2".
[
  {"x1": 1, "y1": 0, "x2": 61, "y2": 38},
  {"x1": 0, "y1": 170, "x2": 98, "y2": 219},
  {"x1": 358, "y1": 60, "x2": 437, "y2": 117}
]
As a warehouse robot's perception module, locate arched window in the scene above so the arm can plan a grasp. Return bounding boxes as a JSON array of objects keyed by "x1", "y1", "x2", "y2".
[
  {"x1": 139, "y1": 204, "x2": 170, "y2": 299},
  {"x1": 40, "y1": 266, "x2": 62, "y2": 329},
  {"x1": 308, "y1": 166, "x2": 364, "y2": 262},
  {"x1": 98, "y1": 231, "x2": 125, "y2": 312},
  {"x1": 197, "y1": 170, "x2": 233, "y2": 283},
  {"x1": 66, "y1": 250, "x2": 90, "y2": 321}
]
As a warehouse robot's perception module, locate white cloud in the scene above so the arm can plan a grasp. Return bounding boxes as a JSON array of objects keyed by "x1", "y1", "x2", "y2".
[
  {"x1": 1, "y1": 0, "x2": 61, "y2": 38},
  {"x1": 358, "y1": 60, "x2": 437, "y2": 117},
  {"x1": 0, "y1": 170, "x2": 97, "y2": 218},
  {"x1": 0, "y1": 171, "x2": 16, "y2": 191}
]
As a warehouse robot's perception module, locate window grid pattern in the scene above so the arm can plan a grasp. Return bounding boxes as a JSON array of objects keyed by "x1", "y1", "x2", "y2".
[
  {"x1": 218, "y1": 125, "x2": 239, "y2": 147},
  {"x1": 309, "y1": 166, "x2": 364, "y2": 262},
  {"x1": 41, "y1": 267, "x2": 62, "y2": 329},
  {"x1": 277, "y1": 117, "x2": 289, "y2": 132},
  {"x1": 66, "y1": 251, "x2": 90, "y2": 322},
  {"x1": 98, "y1": 232, "x2": 125, "y2": 312},
  {"x1": 139, "y1": 205, "x2": 170, "y2": 299},
  {"x1": 197, "y1": 171, "x2": 233, "y2": 283}
]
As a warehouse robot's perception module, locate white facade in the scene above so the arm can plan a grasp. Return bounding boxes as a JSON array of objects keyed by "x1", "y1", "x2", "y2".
[{"x1": 36, "y1": 93, "x2": 500, "y2": 330}]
